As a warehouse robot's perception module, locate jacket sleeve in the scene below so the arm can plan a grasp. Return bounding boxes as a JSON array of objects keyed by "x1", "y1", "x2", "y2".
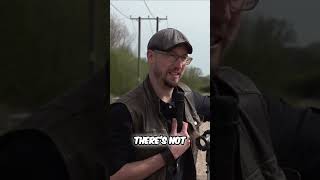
[
  {"x1": 192, "y1": 91, "x2": 210, "y2": 122},
  {"x1": 265, "y1": 94, "x2": 320, "y2": 180},
  {"x1": 109, "y1": 103, "x2": 135, "y2": 176}
]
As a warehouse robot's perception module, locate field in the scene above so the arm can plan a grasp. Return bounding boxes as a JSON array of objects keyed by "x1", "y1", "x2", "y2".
[{"x1": 196, "y1": 121, "x2": 210, "y2": 180}]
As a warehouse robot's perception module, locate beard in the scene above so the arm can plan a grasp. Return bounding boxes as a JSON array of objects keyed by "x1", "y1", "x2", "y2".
[
  {"x1": 212, "y1": 19, "x2": 240, "y2": 68},
  {"x1": 153, "y1": 64, "x2": 183, "y2": 88},
  {"x1": 213, "y1": 11, "x2": 241, "y2": 50},
  {"x1": 164, "y1": 79, "x2": 177, "y2": 88}
]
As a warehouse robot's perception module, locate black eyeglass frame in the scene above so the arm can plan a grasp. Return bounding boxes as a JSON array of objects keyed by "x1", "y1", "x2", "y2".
[
  {"x1": 229, "y1": 0, "x2": 259, "y2": 12},
  {"x1": 153, "y1": 50, "x2": 193, "y2": 65}
]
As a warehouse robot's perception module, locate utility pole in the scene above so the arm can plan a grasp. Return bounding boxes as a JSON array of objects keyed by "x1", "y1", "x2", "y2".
[
  {"x1": 89, "y1": 0, "x2": 95, "y2": 75},
  {"x1": 156, "y1": 17, "x2": 159, "y2": 32},
  {"x1": 138, "y1": 17, "x2": 141, "y2": 84},
  {"x1": 130, "y1": 16, "x2": 167, "y2": 83}
]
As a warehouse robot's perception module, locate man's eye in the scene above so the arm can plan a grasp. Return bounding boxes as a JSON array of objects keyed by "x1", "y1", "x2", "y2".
[{"x1": 169, "y1": 54, "x2": 178, "y2": 58}]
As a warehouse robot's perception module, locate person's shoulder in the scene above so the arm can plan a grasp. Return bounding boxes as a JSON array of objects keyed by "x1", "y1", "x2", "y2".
[
  {"x1": 110, "y1": 102, "x2": 133, "y2": 125},
  {"x1": 110, "y1": 102, "x2": 130, "y2": 114},
  {"x1": 215, "y1": 66, "x2": 260, "y2": 94},
  {"x1": 112, "y1": 84, "x2": 148, "y2": 118},
  {"x1": 115, "y1": 83, "x2": 145, "y2": 104},
  {"x1": 177, "y1": 81, "x2": 192, "y2": 92},
  {"x1": 16, "y1": 70, "x2": 106, "y2": 129},
  {"x1": 215, "y1": 66, "x2": 252, "y2": 81}
]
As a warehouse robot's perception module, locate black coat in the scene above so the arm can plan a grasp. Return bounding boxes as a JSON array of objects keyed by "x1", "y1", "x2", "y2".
[
  {"x1": 0, "y1": 69, "x2": 108, "y2": 180},
  {"x1": 213, "y1": 66, "x2": 320, "y2": 180}
]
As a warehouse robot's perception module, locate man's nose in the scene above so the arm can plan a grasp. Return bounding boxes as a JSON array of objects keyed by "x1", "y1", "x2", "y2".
[
  {"x1": 224, "y1": 3, "x2": 232, "y2": 22},
  {"x1": 173, "y1": 58, "x2": 185, "y2": 69}
]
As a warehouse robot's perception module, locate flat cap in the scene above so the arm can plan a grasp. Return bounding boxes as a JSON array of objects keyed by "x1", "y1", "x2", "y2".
[{"x1": 147, "y1": 28, "x2": 193, "y2": 54}]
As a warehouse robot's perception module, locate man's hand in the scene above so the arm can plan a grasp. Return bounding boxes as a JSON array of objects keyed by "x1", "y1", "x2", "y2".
[
  {"x1": 110, "y1": 119, "x2": 191, "y2": 180},
  {"x1": 168, "y1": 118, "x2": 191, "y2": 159}
]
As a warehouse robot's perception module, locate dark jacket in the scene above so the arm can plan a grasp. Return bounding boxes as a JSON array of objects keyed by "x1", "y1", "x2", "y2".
[
  {"x1": 2, "y1": 70, "x2": 108, "y2": 180},
  {"x1": 213, "y1": 66, "x2": 287, "y2": 180}
]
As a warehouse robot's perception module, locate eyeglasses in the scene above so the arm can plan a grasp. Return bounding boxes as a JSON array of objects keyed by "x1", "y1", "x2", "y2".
[
  {"x1": 229, "y1": 0, "x2": 259, "y2": 12},
  {"x1": 153, "y1": 50, "x2": 193, "y2": 65}
]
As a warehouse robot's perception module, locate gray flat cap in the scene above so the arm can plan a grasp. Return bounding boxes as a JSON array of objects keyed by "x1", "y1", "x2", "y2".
[{"x1": 147, "y1": 28, "x2": 193, "y2": 54}]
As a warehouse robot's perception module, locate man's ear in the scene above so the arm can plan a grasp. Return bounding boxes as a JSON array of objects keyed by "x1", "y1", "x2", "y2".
[{"x1": 147, "y1": 50, "x2": 154, "y2": 64}]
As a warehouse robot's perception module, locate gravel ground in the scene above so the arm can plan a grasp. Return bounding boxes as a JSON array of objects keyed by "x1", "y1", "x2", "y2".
[{"x1": 196, "y1": 122, "x2": 210, "y2": 180}]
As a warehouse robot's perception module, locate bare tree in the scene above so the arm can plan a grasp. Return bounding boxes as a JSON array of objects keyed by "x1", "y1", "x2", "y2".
[{"x1": 110, "y1": 14, "x2": 134, "y2": 49}]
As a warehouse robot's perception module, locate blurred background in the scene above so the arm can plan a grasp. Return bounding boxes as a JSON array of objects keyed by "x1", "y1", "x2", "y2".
[
  {"x1": 0, "y1": 0, "x2": 106, "y2": 134},
  {"x1": 110, "y1": 0, "x2": 210, "y2": 101},
  {"x1": 223, "y1": 0, "x2": 320, "y2": 107}
]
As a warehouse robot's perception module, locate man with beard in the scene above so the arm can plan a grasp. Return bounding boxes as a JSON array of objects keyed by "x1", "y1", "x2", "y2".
[
  {"x1": 109, "y1": 28, "x2": 210, "y2": 180},
  {"x1": 213, "y1": 0, "x2": 320, "y2": 179}
]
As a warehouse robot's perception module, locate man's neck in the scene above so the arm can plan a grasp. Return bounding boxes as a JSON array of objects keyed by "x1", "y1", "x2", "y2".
[{"x1": 149, "y1": 74, "x2": 174, "y2": 103}]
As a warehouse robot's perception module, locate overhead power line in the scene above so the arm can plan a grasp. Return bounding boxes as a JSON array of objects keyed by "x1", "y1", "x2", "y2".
[
  {"x1": 143, "y1": 0, "x2": 156, "y2": 34},
  {"x1": 130, "y1": 16, "x2": 167, "y2": 83},
  {"x1": 110, "y1": 3, "x2": 130, "y2": 19},
  {"x1": 143, "y1": 0, "x2": 155, "y2": 18}
]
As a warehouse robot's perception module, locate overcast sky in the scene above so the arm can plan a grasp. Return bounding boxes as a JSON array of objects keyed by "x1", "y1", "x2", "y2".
[
  {"x1": 253, "y1": 0, "x2": 320, "y2": 46},
  {"x1": 110, "y1": 0, "x2": 320, "y2": 76},
  {"x1": 110, "y1": 0, "x2": 210, "y2": 76}
]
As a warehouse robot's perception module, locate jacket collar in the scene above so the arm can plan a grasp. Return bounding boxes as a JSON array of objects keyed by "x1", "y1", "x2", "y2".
[
  {"x1": 142, "y1": 75, "x2": 181, "y2": 113},
  {"x1": 142, "y1": 75, "x2": 162, "y2": 113}
]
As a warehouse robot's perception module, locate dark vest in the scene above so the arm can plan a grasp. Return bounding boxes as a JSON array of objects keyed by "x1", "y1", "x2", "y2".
[
  {"x1": 10, "y1": 71, "x2": 107, "y2": 180},
  {"x1": 214, "y1": 66, "x2": 287, "y2": 180},
  {"x1": 116, "y1": 76, "x2": 202, "y2": 180}
]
